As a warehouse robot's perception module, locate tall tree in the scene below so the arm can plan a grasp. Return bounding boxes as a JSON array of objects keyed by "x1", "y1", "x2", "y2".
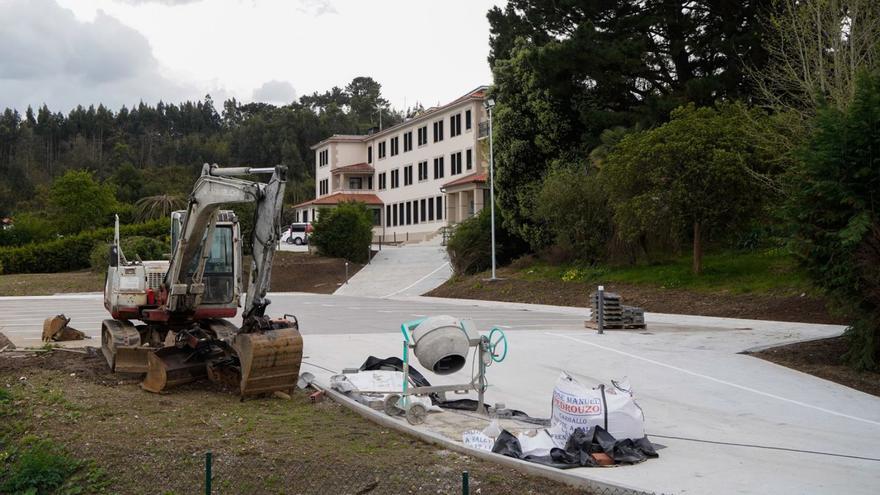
[
  {"x1": 487, "y1": 0, "x2": 770, "y2": 246},
  {"x1": 600, "y1": 104, "x2": 767, "y2": 274},
  {"x1": 787, "y1": 72, "x2": 880, "y2": 370}
]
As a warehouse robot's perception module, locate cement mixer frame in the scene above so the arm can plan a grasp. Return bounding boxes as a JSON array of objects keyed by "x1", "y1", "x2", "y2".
[{"x1": 383, "y1": 317, "x2": 507, "y2": 425}]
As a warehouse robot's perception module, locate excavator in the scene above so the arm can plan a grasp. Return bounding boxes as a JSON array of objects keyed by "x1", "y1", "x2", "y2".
[{"x1": 101, "y1": 163, "x2": 303, "y2": 396}]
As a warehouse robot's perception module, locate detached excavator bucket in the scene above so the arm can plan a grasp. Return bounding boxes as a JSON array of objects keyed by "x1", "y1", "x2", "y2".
[
  {"x1": 141, "y1": 346, "x2": 208, "y2": 393},
  {"x1": 234, "y1": 326, "x2": 303, "y2": 397}
]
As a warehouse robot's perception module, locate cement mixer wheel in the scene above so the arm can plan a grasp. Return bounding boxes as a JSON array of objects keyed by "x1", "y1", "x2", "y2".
[
  {"x1": 384, "y1": 394, "x2": 403, "y2": 417},
  {"x1": 405, "y1": 403, "x2": 427, "y2": 425}
]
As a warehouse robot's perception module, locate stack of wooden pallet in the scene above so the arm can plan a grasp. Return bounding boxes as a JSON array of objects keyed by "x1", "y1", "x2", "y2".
[{"x1": 585, "y1": 291, "x2": 646, "y2": 330}]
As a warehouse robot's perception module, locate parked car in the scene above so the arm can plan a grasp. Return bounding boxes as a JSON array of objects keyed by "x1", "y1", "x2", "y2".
[{"x1": 283, "y1": 222, "x2": 312, "y2": 245}]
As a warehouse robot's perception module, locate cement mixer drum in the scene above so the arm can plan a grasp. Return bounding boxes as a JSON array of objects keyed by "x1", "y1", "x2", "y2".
[{"x1": 410, "y1": 315, "x2": 470, "y2": 375}]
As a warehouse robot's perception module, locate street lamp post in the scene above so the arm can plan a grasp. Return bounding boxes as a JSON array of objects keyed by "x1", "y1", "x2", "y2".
[{"x1": 484, "y1": 98, "x2": 497, "y2": 281}]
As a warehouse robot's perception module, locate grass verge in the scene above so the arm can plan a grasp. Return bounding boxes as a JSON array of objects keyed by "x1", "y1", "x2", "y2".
[{"x1": 0, "y1": 351, "x2": 590, "y2": 494}]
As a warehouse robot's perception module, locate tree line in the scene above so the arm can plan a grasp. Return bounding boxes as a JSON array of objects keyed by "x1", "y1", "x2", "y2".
[
  {"x1": 0, "y1": 76, "x2": 403, "y2": 220},
  {"x1": 483, "y1": 0, "x2": 880, "y2": 368}
]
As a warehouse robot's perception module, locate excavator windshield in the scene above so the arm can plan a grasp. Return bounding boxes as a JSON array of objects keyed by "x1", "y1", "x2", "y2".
[{"x1": 171, "y1": 213, "x2": 236, "y2": 305}]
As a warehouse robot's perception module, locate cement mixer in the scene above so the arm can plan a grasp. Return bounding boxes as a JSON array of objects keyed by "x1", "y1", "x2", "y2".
[{"x1": 383, "y1": 316, "x2": 507, "y2": 425}]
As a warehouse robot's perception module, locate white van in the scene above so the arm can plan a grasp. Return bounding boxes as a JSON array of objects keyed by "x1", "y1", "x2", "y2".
[{"x1": 282, "y1": 222, "x2": 312, "y2": 245}]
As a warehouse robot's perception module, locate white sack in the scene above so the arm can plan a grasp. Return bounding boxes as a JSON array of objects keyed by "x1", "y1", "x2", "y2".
[
  {"x1": 462, "y1": 430, "x2": 494, "y2": 451},
  {"x1": 550, "y1": 372, "x2": 646, "y2": 441}
]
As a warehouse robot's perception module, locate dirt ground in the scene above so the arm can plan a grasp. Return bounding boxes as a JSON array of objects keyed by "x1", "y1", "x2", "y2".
[
  {"x1": 749, "y1": 336, "x2": 880, "y2": 397},
  {"x1": 428, "y1": 268, "x2": 844, "y2": 325},
  {"x1": 0, "y1": 252, "x2": 362, "y2": 296},
  {"x1": 265, "y1": 252, "x2": 363, "y2": 294},
  {"x1": 0, "y1": 350, "x2": 591, "y2": 494}
]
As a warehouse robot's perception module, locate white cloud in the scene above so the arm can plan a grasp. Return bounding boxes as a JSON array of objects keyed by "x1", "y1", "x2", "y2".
[
  {"x1": 116, "y1": 0, "x2": 202, "y2": 5},
  {"x1": 252, "y1": 80, "x2": 297, "y2": 104},
  {"x1": 297, "y1": 0, "x2": 336, "y2": 16},
  {"x1": 0, "y1": 0, "x2": 196, "y2": 111}
]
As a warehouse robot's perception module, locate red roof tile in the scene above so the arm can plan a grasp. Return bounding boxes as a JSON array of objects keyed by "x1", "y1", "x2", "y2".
[
  {"x1": 443, "y1": 172, "x2": 487, "y2": 189},
  {"x1": 293, "y1": 192, "x2": 383, "y2": 209},
  {"x1": 331, "y1": 162, "x2": 374, "y2": 175}
]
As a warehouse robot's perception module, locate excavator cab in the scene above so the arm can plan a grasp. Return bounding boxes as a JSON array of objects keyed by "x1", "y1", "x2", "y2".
[{"x1": 172, "y1": 211, "x2": 239, "y2": 306}]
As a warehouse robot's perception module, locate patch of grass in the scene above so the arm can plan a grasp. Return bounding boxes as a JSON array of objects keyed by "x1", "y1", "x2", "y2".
[
  {"x1": 0, "y1": 438, "x2": 107, "y2": 495},
  {"x1": 519, "y1": 249, "x2": 813, "y2": 295},
  {"x1": 0, "y1": 271, "x2": 104, "y2": 296}
]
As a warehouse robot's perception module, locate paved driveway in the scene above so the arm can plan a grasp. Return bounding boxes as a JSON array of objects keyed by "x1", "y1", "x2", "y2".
[
  {"x1": 333, "y1": 243, "x2": 452, "y2": 297},
  {"x1": 1, "y1": 293, "x2": 877, "y2": 494}
]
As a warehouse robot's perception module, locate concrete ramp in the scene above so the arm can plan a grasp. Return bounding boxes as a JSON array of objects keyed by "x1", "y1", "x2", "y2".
[{"x1": 334, "y1": 243, "x2": 452, "y2": 297}]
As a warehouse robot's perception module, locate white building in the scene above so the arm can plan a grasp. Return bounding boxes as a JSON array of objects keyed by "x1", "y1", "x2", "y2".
[{"x1": 294, "y1": 86, "x2": 491, "y2": 242}]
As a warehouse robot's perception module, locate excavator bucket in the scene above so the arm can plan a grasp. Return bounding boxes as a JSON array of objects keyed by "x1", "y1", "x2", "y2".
[
  {"x1": 43, "y1": 315, "x2": 86, "y2": 342},
  {"x1": 234, "y1": 326, "x2": 303, "y2": 397},
  {"x1": 141, "y1": 346, "x2": 208, "y2": 393}
]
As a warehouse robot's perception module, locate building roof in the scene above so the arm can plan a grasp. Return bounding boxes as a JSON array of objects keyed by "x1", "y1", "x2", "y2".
[
  {"x1": 442, "y1": 172, "x2": 488, "y2": 189},
  {"x1": 331, "y1": 162, "x2": 374, "y2": 175},
  {"x1": 310, "y1": 85, "x2": 489, "y2": 150},
  {"x1": 293, "y1": 192, "x2": 383, "y2": 209}
]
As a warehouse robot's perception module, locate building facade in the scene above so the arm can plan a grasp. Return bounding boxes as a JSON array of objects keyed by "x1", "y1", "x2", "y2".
[{"x1": 294, "y1": 86, "x2": 490, "y2": 242}]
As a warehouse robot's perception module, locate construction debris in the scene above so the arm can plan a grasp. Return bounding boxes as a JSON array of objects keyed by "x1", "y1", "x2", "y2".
[
  {"x1": 585, "y1": 291, "x2": 646, "y2": 329},
  {"x1": 0, "y1": 332, "x2": 15, "y2": 350},
  {"x1": 42, "y1": 314, "x2": 88, "y2": 342}
]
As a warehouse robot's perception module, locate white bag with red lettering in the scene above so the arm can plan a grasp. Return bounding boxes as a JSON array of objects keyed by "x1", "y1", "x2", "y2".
[{"x1": 550, "y1": 371, "x2": 646, "y2": 445}]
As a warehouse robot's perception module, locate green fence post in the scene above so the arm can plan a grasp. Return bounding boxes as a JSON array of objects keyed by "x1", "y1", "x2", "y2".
[
  {"x1": 462, "y1": 471, "x2": 469, "y2": 495},
  {"x1": 205, "y1": 451, "x2": 212, "y2": 495}
]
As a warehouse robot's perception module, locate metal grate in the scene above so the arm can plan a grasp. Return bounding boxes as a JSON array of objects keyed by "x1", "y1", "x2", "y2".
[{"x1": 147, "y1": 272, "x2": 164, "y2": 290}]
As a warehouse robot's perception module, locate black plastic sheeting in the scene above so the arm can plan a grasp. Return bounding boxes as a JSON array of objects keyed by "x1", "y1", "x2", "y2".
[
  {"x1": 359, "y1": 356, "x2": 548, "y2": 424},
  {"x1": 492, "y1": 426, "x2": 659, "y2": 469}
]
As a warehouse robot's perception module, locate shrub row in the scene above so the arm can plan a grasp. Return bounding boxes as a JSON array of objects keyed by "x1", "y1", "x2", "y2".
[{"x1": 0, "y1": 219, "x2": 167, "y2": 274}]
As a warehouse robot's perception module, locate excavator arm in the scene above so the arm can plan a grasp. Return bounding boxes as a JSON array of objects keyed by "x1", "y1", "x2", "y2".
[{"x1": 164, "y1": 163, "x2": 287, "y2": 317}]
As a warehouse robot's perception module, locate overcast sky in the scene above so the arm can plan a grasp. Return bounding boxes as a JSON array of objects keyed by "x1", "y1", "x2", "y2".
[{"x1": 0, "y1": 0, "x2": 502, "y2": 113}]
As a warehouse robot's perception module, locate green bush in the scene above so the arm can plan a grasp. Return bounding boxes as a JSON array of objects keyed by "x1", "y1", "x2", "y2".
[
  {"x1": 0, "y1": 219, "x2": 167, "y2": 274},
  {"x1": 89, "y1": 236, "x2": 168, "y2": 272},
  {"x1": 0, "y1": 213, "x2": 55, "y2": 247},
  {"x1": 310, "y1": 202, "x2": 373, "y2": 263},
  {"x1": 0, "y1": 439, "x2": 77, "y2": 494},
  {"x1": 446, "y1": 208, "x2": 528, "y2": 275},
  {"x1": 535, "y1": 166, "x2": 612, "y2": 263}
]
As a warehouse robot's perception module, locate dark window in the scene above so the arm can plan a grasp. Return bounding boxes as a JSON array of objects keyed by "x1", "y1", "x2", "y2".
[
  {"x1": 399, "y1": 203, "x2": 404, "y2": 225},
  {"x1": 465, "y1": 110, "x2": 472, "y2": 130},
  {"x1": 433, "y1": 157, "x2": 444, "y2": 179},
  {"x1": 433, "y1": 120, "x2": 444, "y2": 142},
  {"x1": 404, "y1": 165, "x2": 413, "y2": 186},
  {"x1": 378, "y1": 172, "x2": 386, "y2": 190},
  {"x1": 406, "y1": 202, "x2": 412, "y2": 225},
  {"x1": 378, "y1": 141, "x2": 386, "y2": 159},
  {"x1": 319, "y1": 178, "x2": 329, "y2": 196},
  {"x1": 413, "y1": 201, "x2": 419, "y2": 224},
  {"x1": 417, "y1": 126, "x2": 428, "y2": 146},
  {"x1": 318, "y1": 149, "x2": 329, "y2": 167},
  {"x1": 420, "y1": 199, "x2": 426, "y2": 222},
  {"x1": 367, "y1": 146, "x2": 372, "y2": 163},
  {"x1": 450, "y1": 152, "x2": 462, "y2": 175},
  {"x1": 403, "y1": 131, "x2": 412, "y2": 152},
  {"x1": 367, "y1": 175, "x2": 373, "y2": 190},
  {"x1": 450, "y1": 114, "x2": 462, "y2": 137},
  {"x1": 392, "y1": 203, "x2": 398, "y2": 226},
  {"x1": 466, "y1": 149, "x2": 473, "y2": 170},
  {"x1": 436, "y1": 196, "x2": 443, "y2": 220},
  {"x1": 391, "y1": 169, "x2": 399, "y2": 188},
  {"x1": 349, "y1": 177, "x2": 363, "y2": 189},
  {"x1": 386, "y1": 205, "x2": 391, "y2": 226},
  {"x1": 418, "y1": 161, "x2": 428, "y2": 181},
  {"x1": 390, "y1": 136, "x2": 399, "y2": 156}
]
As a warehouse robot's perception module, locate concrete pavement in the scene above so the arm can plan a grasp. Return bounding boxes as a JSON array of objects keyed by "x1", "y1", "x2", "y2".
[
  {"x1": 333, "y1": 241, "x2": 452, "y2": 297},
  {"x1": 1, "y1": 292, "x2": 877, "y2": 494}
]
